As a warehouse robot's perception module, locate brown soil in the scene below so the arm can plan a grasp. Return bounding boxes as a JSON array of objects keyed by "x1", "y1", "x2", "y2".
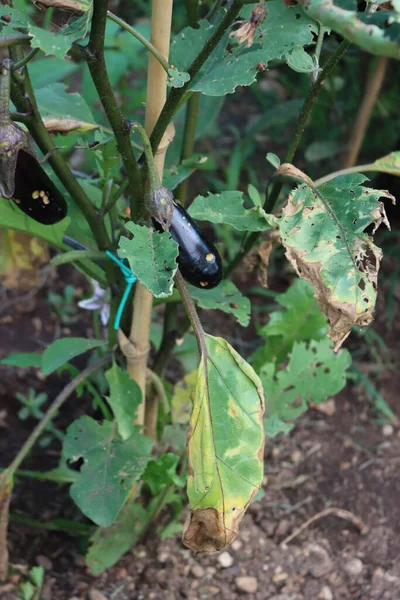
[{"x1": 1, "y1": 263, "x2": 400, "y2": 600}]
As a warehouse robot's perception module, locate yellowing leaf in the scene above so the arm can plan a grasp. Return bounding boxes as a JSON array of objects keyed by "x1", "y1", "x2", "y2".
[
  {"x1": 183, "y1": 335, "x2": 264, "y2": 553},
  {"x1": 276, "y1": 174, "x2": 394, "y2": 349}
]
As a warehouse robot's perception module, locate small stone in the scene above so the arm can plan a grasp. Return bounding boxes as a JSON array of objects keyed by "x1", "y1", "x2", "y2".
[
  {"x1": 275, "y1": 519, "x2": 290, "y2": 537},
  {"x1": 232, "y1": 539, "x2": 243, "y2": 551},
  {"x1": 198, "y1": 585, "x2": 220, "y2": 598},
  {"x1": 235, "y1": 576, "x2": 258, "y2": 594},
  {"x1": 191, "y1": 564, "x2": 205, "y2": 578},
  {"x1": 36, "y1": 555, "x2": 52, "y2": 570},
  {"x1": 344, "y1": 558, "x2": 363, "y2": 577},
  {"x1": 88, "y1": 589, "x2": 108, "y2": 600},
  {"x1": 319, "y1": 586, "x2": 333, "y2": 600},
  {"x1": 382, "y1": 424, "x2": 394, "y2": 437},
  {"x1": 291, "y1": 450, "x2": 302, "y2": 464},
  {"x1": 315, "y1": 399, "x2": 336, "y2": 417},
  {"x1": 218, "y1": 551, "x2": 233, "y2": 568},
  {"x1": 158, "y1": 551, "x2": 170, "y2": 563},
  {"x1": 305, "y1": 543, "x2": 333, "y2": 578}
]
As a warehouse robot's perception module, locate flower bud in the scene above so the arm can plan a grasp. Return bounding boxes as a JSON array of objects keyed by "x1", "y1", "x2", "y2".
[{"x1": 145, "y1": 185, "x2": 174, "y2": 230}]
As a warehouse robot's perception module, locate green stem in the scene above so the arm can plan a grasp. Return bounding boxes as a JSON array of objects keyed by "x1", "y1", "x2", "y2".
[
  {"x1": 311, "y1": 23, "x2": 326, "y2": 84},
  {"x1": 0, "y1": 34, "x2": 32, "y2": 49},
  {"x1": 314, "y1": 162, "x2": 382, "y2": 186},
  {"x1": 3, "y1": 355, "x2": 111, "y2": 480},
  {"x1": 12, "y1": 48, "x2": 40, "y2": 71},
  {"x1": 130, "y1": 121, "x2": 161, "y2": 192},
  {"x1": 149, "y1": 0, "x2": 245, "y2": 155},
  {"x1": 147, "y1": 369, "x2": 169, "y2": 412},
  {"x1": 224, "y1": 38, "x2": 352, "y2": 278},
  {"x1": 176, "y1": 92, "x2": 200, "y2": 205},
  {"x1": 86, "y1": 0, "x2": 144, "y2": 223},
  {"x1": 9, "y1": 514, "x2": 94, "y2": 536},
  {"x1": 175, "y1": 271, "x2": 206, "y2": 358},
  {"x1": 107, "y1": 11, "x2": 170, "y2": 72},
  {"x1": 51, "y1": 249, "x2": 107, "y2": 266}
]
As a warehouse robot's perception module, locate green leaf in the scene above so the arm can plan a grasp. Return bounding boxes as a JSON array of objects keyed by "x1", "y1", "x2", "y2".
[
  {"x1": 0, "y1": 201, "x2": 69, "y2": 248},
  {"x1": 247, "y1": 184, "x2": 262, "y2": 207},
  {"x1": 0, "y1": 352, "x2": 42, "y2": 368},
  {"x1": 142, "y1": 453, "x2": 185, "y2": 495},
  {"x1": 168, "y1": 67, "x2": 190, "y2": 87},
  {"x1": 264, "y1": 415, "x2": 293, "y2": 437},
  {"x1": 260, "y1": 339, "x2": 351, "y2": 425},
  {"x1": 189, "y1": 191, "x2": 270, "y2": 231},
  {"x1": 170, "y1": 2, "x2": 317, "y2": 96},
  {"x1": 30, "y1": 58, "x2": 81, "y2": 89},
  {"x1": 250, "y1": 279, "x2": 328, "y2": 369},
  {"x1": 41, "y1": 338, "x2": 106, "y2": 376},
  {"x1": 35, "y1": 83, "x2": 98, "y2": 133},
  {"x1": 266, "y1": 152, "x2": 281, "y2": 169},
  {"x1": 163, "y1": 155, "x2": 210, "y2": 190},
  {"x1": 105, "y1": 363, "x2": 142, "y2": 440},
  {"x1": 189, "y1": 280, "x2": 251, "y2": 327},
  {"x1": 117, "y1": 222, "x2": 179, "y2": 298},
  {"x1": 63, "y1": 416, "x2": 152, "y2": 527},
  {"x1": 86, "y1": 500, "x2": 147, "y2": 575},
  {"x1": 183, "y1": 335, "x2": 264, "y2": 552},
  {"x1": 29, "y1": 566, "x2": 44, "y2": 586},
  {"x1": 277, "y1": 174, "x2": 393, "y2": 349},
  {"x1": 28, "y1": 24, "x2": 73, "y2": 60},
  {"x1": 369, "y1": 151, "x2": 400, "y2": 176},
  {"x1": 305, "y1": 140, "x2": 340, "y2": 162},
  {"x1": 286, "y1": 46, "x2": 316, "y2": 73}
]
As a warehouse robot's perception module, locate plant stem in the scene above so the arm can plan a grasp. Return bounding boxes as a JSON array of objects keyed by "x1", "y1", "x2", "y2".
[
  {"x1": 225, "y1": 38, "x2": 351, "y2": 277},
  {"x1": 127, "y1": 0, "x2": 173, "y2": 436},
  {"x1": 9, "y1": 514, "x2": 94, "y2": 536},
  {"x1": 86, "y1": 0, "x2": 144, "y2": 223},
  {"x1": 4, "y1": 355, "x2": 111, "y2": 479},
  {"x1": 107, "y1": 11, "x2": 170, "y2": 72},
  {"x1": 0, "y1": 34, "x2": 32, "y2": 49},
  {"x1": 149, "y1": 0, "x2": 245, "y2": 155},
  {"x1": 311, "y1": 23, "x2": 326, "y2": 84},
  {"x1": 175, "y1": 271, "x2": 206, "y2": 357},
  {"x1": 147, "y1": 368, "x2": 169, "y2": 412},
  {"x1": 314, "y1": 162, "x2": 384, "y2": 186},
  {"x1": 176, "y1": 92, "x2": 200, "y2": 205},
  {"x1": 12, "y1": 47, "x2": 40, "y2": 70},
  {"x1": 340, "y1": 55, "x2": 389, "y2": 169}
]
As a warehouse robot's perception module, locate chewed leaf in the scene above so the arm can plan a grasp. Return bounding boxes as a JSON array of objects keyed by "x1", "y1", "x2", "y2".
[
  {"x1": 118, "y1": 222, "x2": 179, "y2": 298},
  {"x1": 276, "y1": 173, "x2": 395, "y2": 349},
  {"x1": 260, "y1": 338, "x2": 351, "y2": 427},
  {"x1": 189, "y1": 280, "x2": 251, "y2": 327},
  {"x1": 183, "y1": 335, "x2": 264, "y2": 553}
]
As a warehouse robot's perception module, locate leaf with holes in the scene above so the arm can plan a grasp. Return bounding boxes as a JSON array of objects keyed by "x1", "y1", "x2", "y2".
[
  {"x1": 189, "y1": 280, "x2": 251, "y2": 327},
  {"x1": 117, "y1": 222, "x2": 179, "y2": 298},
  {"x1": 62, "y1": 416, "x2": 152, "y2": 527},
  {"x1": 183, "y1": 335, "x2": 264, "y2": 553},
  {"x1": 170, "y1": 1, "x2": 317, "y2": 96},
  {"x1": 276, "y1": 174, "x2": 394, "y2": 349},
  {"x1": 261, "y1": 339, "x2": 351, "y2": 429},
  {"x1": 189, "y1": 191, "x2": 270, "y2": 231}
]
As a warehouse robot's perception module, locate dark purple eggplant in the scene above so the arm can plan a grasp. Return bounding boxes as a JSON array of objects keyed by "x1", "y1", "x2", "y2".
[
  {"x1": 11, "y1": 150, "x2": 67, "y2": 225},
  {"x1": 168, "y1": 201, "x2": 223, "y2": 289}
]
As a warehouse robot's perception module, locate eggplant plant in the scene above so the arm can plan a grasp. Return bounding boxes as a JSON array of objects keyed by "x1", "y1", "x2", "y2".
[{"x1": 0, "y1": 0, "x2": 399, "y2": 579}]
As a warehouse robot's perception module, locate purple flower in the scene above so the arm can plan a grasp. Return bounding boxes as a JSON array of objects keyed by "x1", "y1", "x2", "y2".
[{"x1": 78, "y1": 279, "x2": 110, "y2": 326}]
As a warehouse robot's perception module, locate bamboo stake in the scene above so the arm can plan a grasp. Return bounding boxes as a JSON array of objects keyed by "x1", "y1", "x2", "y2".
[{"x1": 121, "y1": 0, "x2": 174, "y2": 430}]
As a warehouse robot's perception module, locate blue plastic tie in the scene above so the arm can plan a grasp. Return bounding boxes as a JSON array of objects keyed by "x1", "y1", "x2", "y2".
[{"x1": 105, "y1": 251, "x2": 137, "y2": 330}]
